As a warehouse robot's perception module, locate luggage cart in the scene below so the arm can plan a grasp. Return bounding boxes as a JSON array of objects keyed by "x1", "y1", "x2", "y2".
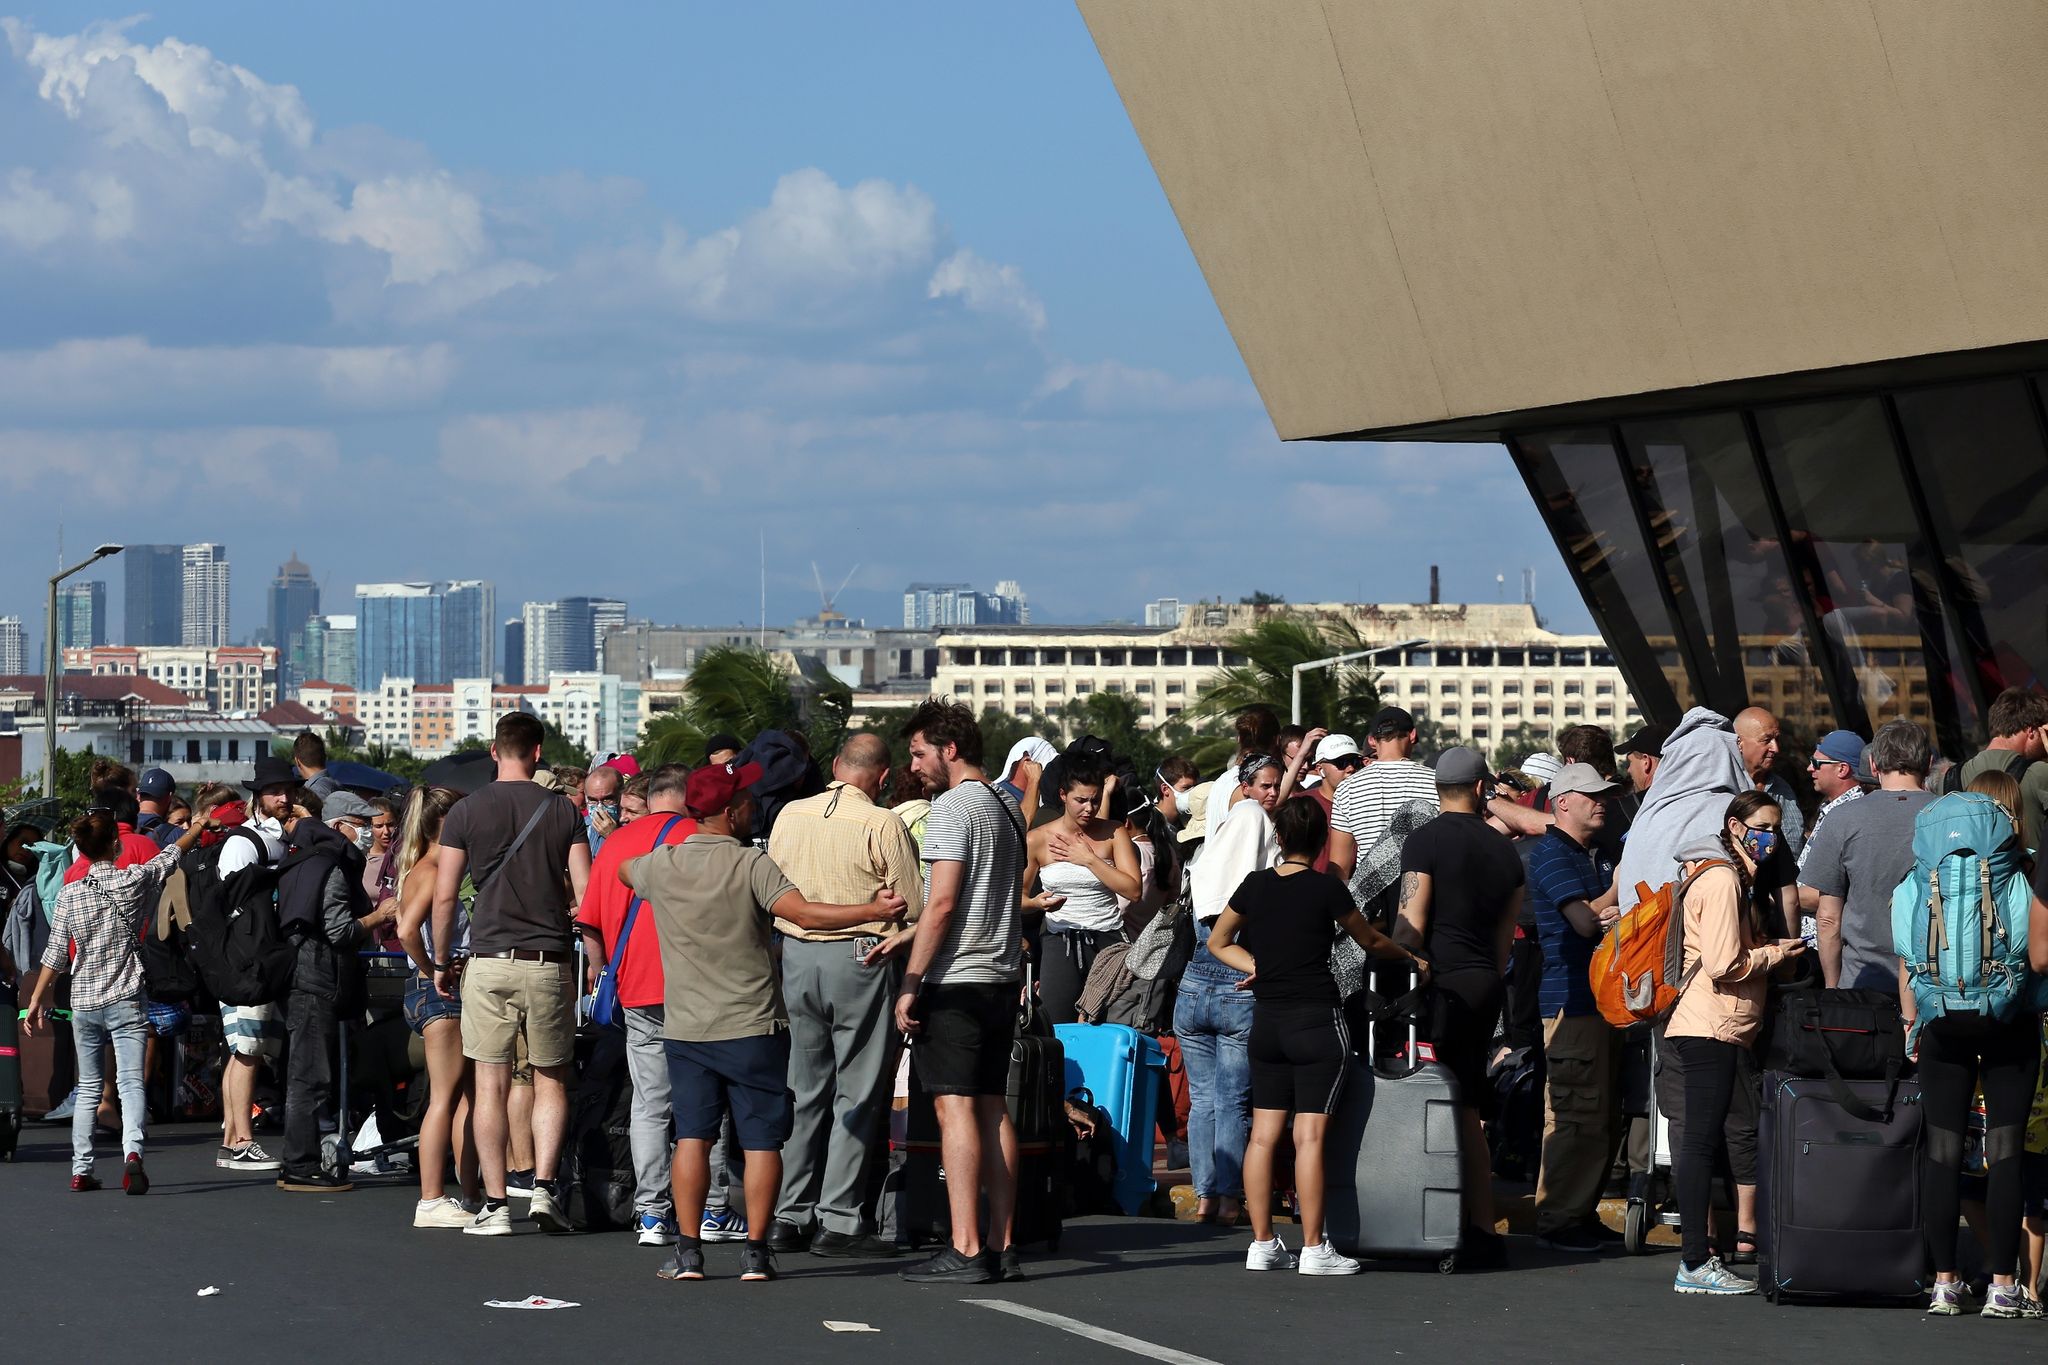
[
  {"x1": 335, "y1": 950, "x2": 425, "y2": 1175},
  {"x1": 1622, "y1": 1026, "x2": 1681, "y2": 1255}
]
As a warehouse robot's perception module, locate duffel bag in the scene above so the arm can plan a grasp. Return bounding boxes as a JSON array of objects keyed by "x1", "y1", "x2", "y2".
[{"x1": 1759, "y1": 986, "x2": 1907, "y2": 1123}]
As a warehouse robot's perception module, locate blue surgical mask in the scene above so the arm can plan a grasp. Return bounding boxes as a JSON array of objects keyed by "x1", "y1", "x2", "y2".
[{"x1": 1742, "y1": 828, "x2": 1778, "y2": 863}]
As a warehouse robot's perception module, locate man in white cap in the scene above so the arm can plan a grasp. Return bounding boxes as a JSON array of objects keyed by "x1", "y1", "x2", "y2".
[
  {"x1": 1297, "y1": 734, "x2": 1364, "y2": 879},
  {"x1": 1522, "y1": 763, "x2": 1623, "y2": 1253},
  {"x1": 996, "y1": 737, "x2": 1056, "y2": 825}
]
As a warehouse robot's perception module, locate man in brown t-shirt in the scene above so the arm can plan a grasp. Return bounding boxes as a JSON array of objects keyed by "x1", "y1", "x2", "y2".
[
  {"x1": 620, "y1": 759, "x2": 905, "y2": 1283},
  {"x1": 432, "y1": 712, "x2": 590, "y2": 1237}
]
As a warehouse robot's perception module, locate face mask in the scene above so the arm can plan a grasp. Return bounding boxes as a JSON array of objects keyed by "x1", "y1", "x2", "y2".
[
  {"x1": 351, "y1": 825, "x2": 375, "y2": 852},
  {"x1": 589, "y1": 801, "x2": 621, "y2": 826},
  {"x1": 1742, "y1": 828, "x2": 1778, "y2": 864}
]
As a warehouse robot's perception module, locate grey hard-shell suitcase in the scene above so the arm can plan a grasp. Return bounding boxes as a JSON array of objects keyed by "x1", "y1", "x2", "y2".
[
  {"x1": 1756, "y1": 1071, "x2": 1925, "y2": 1304},
  {"x1": 1323, "y1": 999, "x2": 1463, "y2": 1272}
]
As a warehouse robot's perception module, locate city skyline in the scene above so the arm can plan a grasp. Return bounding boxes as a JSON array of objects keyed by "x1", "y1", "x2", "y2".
[{"x1": 0, "y1": 8, "x2": 1586, "y2": 649}]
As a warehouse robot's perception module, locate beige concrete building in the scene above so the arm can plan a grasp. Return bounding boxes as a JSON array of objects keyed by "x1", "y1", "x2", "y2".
[
  {"x1": 66, "y1": 644, "x2": 278, "y2": 716},
  {"x1": 933, "y1": 602, "x2": 1639, "y2": 750},
  {"x1": 1081, "y1": 1, "x2": 2048, "y2": 756}
]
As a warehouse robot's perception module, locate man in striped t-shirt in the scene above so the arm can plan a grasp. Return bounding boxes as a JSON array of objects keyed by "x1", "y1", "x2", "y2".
[{"x1": 1331, "y1": 707, "x2": 1440, "y2": 858}]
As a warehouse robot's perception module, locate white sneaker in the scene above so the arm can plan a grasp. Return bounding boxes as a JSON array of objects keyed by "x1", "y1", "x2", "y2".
[
  {"x1": 1246, "y1": 1235, "x2": 1297, "y2": 1271},
  {"x1": 1298, "y1": 1240, "x2": 1363, "y2": 1276},
  {"x1": 463, "y1": 1202, "x2": 514, "y2": 1236},
  {"x1": 414, "y1": 1197, "x2": 474, "y2": 1229},
  {"x1": 528, "y1": 1185, "x2": 572, "y2": 1236}
]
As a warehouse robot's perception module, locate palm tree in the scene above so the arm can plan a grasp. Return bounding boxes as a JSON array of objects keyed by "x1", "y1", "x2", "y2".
[
  {"x1": 1189, "y1": 616, "x2": 1384, "y2": 736},
  {"x1": 637, "y1": 645, "x2": 848, "y2": 768}
]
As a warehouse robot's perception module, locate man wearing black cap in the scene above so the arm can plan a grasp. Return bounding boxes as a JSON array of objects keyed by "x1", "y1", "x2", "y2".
[
  {"x1": 1615, "y1": 724, "x2": 1669, "y2": 815},
  {"x1": 619, "y1": 760, "x2": 906, "y2": 1283},
  {"x1": 1331, "y1": 706, "x2": 1441, "y2": 858},
  {"x1": 1393, "y1": 745, "x2": 1525, "y2": 1270}
]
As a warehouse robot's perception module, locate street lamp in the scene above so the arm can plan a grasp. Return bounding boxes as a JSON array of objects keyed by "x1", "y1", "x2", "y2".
[
  {"x1": 44, "y1": 543, "x2": 124, "y2": 802},
  {"x1": 1291, "y1": 638, "x2": 1428, "y2": 725}
]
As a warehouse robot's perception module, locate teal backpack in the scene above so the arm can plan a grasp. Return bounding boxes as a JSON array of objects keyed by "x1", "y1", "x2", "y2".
[{"x1": 1890, "y1": 792, "x2": 2034, "y2": 1032}]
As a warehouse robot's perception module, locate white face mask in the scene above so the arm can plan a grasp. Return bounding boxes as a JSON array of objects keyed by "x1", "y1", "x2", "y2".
[{"x1": 350, "y1": 825, "x2": 374, "y2": 852}]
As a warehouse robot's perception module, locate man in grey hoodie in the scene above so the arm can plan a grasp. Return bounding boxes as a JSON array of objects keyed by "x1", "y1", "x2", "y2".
[{"x1": 1612, "y1": 708, "x2": 1750, "y2": 906}]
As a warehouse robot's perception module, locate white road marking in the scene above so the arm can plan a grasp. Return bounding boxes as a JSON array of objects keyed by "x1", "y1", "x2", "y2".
[{"x1": 961, "y1": 1299, "x2": 1223, "y2": 1365}]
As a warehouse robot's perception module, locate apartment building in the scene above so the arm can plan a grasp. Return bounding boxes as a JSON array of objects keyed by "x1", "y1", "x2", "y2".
[
  {"x1": 931, "y1": 602, "x2": 1641, "y2": 749},
  {"x1": 65, "y1": 644, "x2": 279, "y2": 715},
  {"x1": 350, "y1": 673, "x2": 633, "y2": 759}
]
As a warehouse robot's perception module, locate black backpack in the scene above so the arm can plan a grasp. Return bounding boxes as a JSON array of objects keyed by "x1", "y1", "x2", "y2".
[
  {"x1": 563, "y1": 1025, "x2": 636, "y2": 1231},
  {"x1": 140, "y1": 868, "x2": 204, "y2": 1005},
  {"x1": 182, "y1": 827, "x2": 293, "y2": 1007},
  {"x1": 1939, "y1": 748, "x2": 2034, "y2": 795}
]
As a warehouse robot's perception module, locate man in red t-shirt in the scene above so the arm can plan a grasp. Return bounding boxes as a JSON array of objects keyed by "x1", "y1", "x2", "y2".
[
  {"x1": 64, "y1": 786, "x2": 163, "y2": 884},
  {"x1": 574, "y1": 762, "x2": 700, "y2": 1246}
]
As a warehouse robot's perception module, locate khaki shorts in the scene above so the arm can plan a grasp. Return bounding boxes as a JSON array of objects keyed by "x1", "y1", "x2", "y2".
[{"x1": 460, "y1": 956, "x2": 575, "y2": 1070}]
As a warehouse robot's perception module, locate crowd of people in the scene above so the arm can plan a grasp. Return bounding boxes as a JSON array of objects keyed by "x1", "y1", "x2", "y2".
[{"x1": 6, "y1": 689, "x2": 2048, "y2": 1314}]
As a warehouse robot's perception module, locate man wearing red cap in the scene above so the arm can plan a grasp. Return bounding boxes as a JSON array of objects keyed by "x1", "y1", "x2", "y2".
[{"x1": 620, "y1": 758, "x2": 907, "y2": 1283}]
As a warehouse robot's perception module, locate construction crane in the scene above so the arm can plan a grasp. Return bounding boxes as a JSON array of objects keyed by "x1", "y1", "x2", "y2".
[{"x1": 812, "y1": 562, "x2": 859, "y2": 625}]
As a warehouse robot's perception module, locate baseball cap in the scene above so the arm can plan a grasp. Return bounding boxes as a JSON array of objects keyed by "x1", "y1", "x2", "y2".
[
  {"x1": 1813, "y1": 729, "x2": 1865, "y2": 768},
  {"x1": 321, "y1": 790, "x2": 378, "y2": 826},
  {"x1": 1550, "y1": 762, "x2": 1619, "y2": 799},
  {"x1": 1177, "y1": 781, "x2": 1214, "y2": 845},
  {"x1": 1616, "y1": 724, "x2": 1671, "y2": 759},
  {"x1": 1313, "y1": 733, "x2": 1362, "y2": 764},
  {"x1": 1368, "y1": 706, "x2": 1416, "y2": 738},
  {"x1": 1519, "y1": 752, "x2": 1564, "y2": 788},
  {"x1": 601, "y1": 753, "x2": 642, "y2": 779},
  {"x1": 702, "y1": 733, "x2": 743, "y2": 762},
  {"x1": 138, "y1": 767, "x2": 175, "y2": 799},
  {"x1": 1433, "y1": 746, "x2": 1493, "y2": 787},
  {"x1": 686, "y1": 760, "x2": 764, "y2": 815}
]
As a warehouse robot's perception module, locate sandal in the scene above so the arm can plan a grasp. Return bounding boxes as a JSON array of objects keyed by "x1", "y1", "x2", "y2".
[{"x1": 1726, "y1": 1230, "x2": 1759, "y2": 1266}]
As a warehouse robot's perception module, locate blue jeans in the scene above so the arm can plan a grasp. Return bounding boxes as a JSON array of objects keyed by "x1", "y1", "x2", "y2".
[
  {"x1": 1175, "y1": 948, "x2": 1254, "y2": 1199},
  {"x1": 72, "y1": 998, "x2": 148, "y2": 1175}
]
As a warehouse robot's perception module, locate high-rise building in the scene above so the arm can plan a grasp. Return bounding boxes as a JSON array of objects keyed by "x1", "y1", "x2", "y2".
[
  {"x1": 903, "y1": 583, "x2": 977, "y2": 630},
  {"x1": 300, "y1": 614, "x2": 357, "y2": 689},
  {"x1": 992, "y1": 580, "x2": 1030, "y2": 625},
  {"x1": 0, "y1": 615, "x2": 23, "y2": 673},
  {"x1": 180, "y1": 543, "x2": 230, "y2": 647},
  {"x1": 58, "y1": 581, "x2": 107, "y2": 649},
  {"x1": 123, "y1": 544, "x2": 184, "y2": 645},
  {"x1": 521, "y1": 600, "x2": 562, "y2": 683},
  {"x1": 502, "y1": 618, "x2": 526, "y2": 686},
  {"x1": 555, "y1": 596, "x2": 627, "y2": 672},
  {"x1": 441, "y1": 580, "x2": 495, "y2": 681},
  {"x1": 268, "y1": 553, "x2": 320, "y2": 689},
  {"x1": 1143, "y1": 597, "x2": 1186, "y2": 628},
  {"x1": 353, "y1": 582, "x2": 493, "y2": 689}
]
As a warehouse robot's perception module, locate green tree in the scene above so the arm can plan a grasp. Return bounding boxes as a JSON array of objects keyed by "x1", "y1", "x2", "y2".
[
  {"x1": 1492, "y1": 722, "x2": 1550, "y2": 773},
  {"x1": 1190, "y1": 616, "x2": 1384, "y2": 736},
  {"x1": 1410, "y1": 715, "x2": 1457, "y2": 765},
  {"x1": 1239, "y1": 590, "x2": 1287, "y2": 606},
  {"x1": 636, "y1": 645, "x2": 848, "y2": 771},
  {"x1": 1054, "y1": 691, "x2": 1169, "y2": 776},
  {"x1": 540, "y1": 719, "x2": 591, "y2": 771}
]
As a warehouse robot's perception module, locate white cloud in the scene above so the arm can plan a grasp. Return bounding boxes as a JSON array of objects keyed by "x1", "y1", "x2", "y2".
[
  {"x1": 0, "y1": 423, "x2": 339, "y2": 503},
  {"x1": 1031, "y1": 359, "x2": 1254, "y2": 417},
  {"x1": 437, "y1": 406, "x2": 645, "y2": 486},
  {"x1": 0, "y1": 337, "x2": 456, "y2": 419},
  {"x1": 0, "y1": 168, "x2": 69, "y2": 247},
  {"x1": 928, "y1": 248, "x2": 1045, "y2": 333}
]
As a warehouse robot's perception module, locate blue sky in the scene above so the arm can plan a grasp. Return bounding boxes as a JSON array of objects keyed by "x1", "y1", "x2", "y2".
[{"x1": 0, "y1": 4, "x2": 1581, "y2": 641}]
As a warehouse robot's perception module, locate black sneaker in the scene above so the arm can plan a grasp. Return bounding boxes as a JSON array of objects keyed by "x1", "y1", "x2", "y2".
[
  {"x1": 657, "y1": 1246, "x2": 705, "y2": 1281},
  {"x1": 901, "y1": 1246, "x2": 996, "y2": 1284},
  {"x1": 740, "y1": 1246, "x2": 777, "y2": 1282},
  {"x1": 811, "y1": 1229, "x2": 902, "y2": 1258},
  {"x1": 999, "y1": 1248, "x2": 1027, "y2": 1282},
  {"x1": 766, "y1": 1219, "x2": 807, "y2": 1253},
  {"x1": 1539, "y1": 1224, "x2": 1603, "y2": 1254},
  {"x1": 276, "y1": 1169, "x2": 354, "y2": 1193},
  {"x1": 1579, "y1": 1217, "x2": 1625, "y2": 1246}
]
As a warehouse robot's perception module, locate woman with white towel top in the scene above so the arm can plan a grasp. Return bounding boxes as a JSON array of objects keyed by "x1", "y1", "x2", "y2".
[{"x1": 1021, "y1": 756, "x2": 1141, "y2": 1026}]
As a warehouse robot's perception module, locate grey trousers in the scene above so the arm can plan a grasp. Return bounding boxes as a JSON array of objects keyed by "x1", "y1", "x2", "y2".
[
  {"x1": 775, "y1": 937, "x2": 902, "y2": 1235},
  {"x1": 624, "y1": 1005, "x2": 737, "y2": 1218}
]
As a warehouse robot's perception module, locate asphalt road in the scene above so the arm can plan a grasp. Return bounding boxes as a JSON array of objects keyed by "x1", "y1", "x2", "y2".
[{"x1": 3, "y1": 1121, "x2": 2039, "y2": 1364}]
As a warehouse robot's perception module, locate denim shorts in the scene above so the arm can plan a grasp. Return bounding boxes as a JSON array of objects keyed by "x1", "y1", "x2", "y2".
[
  {"x1": 403, "y1": 973, "x2": 462, "y2": 1034},
  {"x1": 144, "y1": 999, "x2": 191, "y2": 1038}
]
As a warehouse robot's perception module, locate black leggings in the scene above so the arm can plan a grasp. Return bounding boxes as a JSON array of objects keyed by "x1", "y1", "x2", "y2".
[
  {"x1": 1919, "y1": 1012, "x2": 2041, "y2": 1276},
  {"x1": 1038, "y1": 929, "x2": 1121, "y2": 1027},
  {"x1": 1669, "y1": 1035, "x2": 1743, "y2": 1269}
]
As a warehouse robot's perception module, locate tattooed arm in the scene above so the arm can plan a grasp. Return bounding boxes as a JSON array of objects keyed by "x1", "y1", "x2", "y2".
[{"x1": 1392, "y1": 870, "x2": 1431, "y2": 953}]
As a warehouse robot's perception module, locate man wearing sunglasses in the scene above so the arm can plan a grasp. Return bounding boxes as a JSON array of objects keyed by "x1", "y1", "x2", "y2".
[
  {"x1": 1794, "y1": 730, "x2": 1868, "y2": 944},
  {"x1": 1297, "y1": 733, "x2": 1363, "y2": 879}
]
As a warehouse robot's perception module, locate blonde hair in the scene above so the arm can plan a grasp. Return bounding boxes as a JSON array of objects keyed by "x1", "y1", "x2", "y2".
[
  {"x1": 1966, "y1": 769, "x2": 2024, "y2": 836},
  {"x1": 193, "y1": 782, "x2": 239, "y2": 814},
  {"x1": 396, "y1": 786, "x2": 463, "y2": 889}
]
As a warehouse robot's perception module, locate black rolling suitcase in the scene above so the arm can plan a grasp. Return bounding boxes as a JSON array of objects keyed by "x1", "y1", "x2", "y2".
[
  {"x1": 1324, "y1": 978, "x2": 1463, "y2": 1272},
  {"x1": 1756, "y1": 1071, "x2": 1924, "y2": 1304},
  {"x1": 562, "y1": 1023, "x2": 637, "y2": 1231},
  {"x1": 900, "y1": 966, "x2": 1068, "y2": 1251},
  {"x1": 0, "y1": 978, "x2": 21, "y2": 1161}
]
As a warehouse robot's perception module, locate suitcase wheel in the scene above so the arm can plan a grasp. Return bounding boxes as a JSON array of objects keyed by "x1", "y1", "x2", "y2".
[
  {"x1": 1437, "y1": 1252, "x2": 1457, "y2": 1276},
  {"x1": 0, "y1": 1115, "x2": 17, "y2": 1163},
  {"x1": 1623, "y1": 1198, "x2": 1647, "y2": 1256}
]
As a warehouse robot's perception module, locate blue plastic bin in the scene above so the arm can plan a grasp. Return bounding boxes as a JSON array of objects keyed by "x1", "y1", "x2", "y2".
[{"x1": 1054, "y1": 1022, "x2": 1166, "y2": 1215}]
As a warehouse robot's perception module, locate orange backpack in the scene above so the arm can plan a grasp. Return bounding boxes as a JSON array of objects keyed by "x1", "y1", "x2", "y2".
[{"x1": 1588, "y1": 860, "x2": 1728, "y2": 1029}]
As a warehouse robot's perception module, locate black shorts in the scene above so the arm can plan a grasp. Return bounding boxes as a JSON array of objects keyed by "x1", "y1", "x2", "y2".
[
  {"x1": 1249, "y1": 1000, "x2": 1350, "y2": 1114},
  {"x1": 665, "y1": 1032, "x2": 795, "y2": 1151},
  {"x1": 913, "y1": 981, "x2": 1017, "y2": 1097},
  {"x1": 1426, "y1": 968, "x2": 1505, "y2": 1114}
]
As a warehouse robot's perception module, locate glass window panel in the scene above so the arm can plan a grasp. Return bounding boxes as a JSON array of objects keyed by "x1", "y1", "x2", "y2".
[
  {"x1": 1894, "y1": 379, "x2": 2048, "y2": 722},
  {"x1": 1751, "y1": 397, "x2": 1976, "y2": 744}
]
